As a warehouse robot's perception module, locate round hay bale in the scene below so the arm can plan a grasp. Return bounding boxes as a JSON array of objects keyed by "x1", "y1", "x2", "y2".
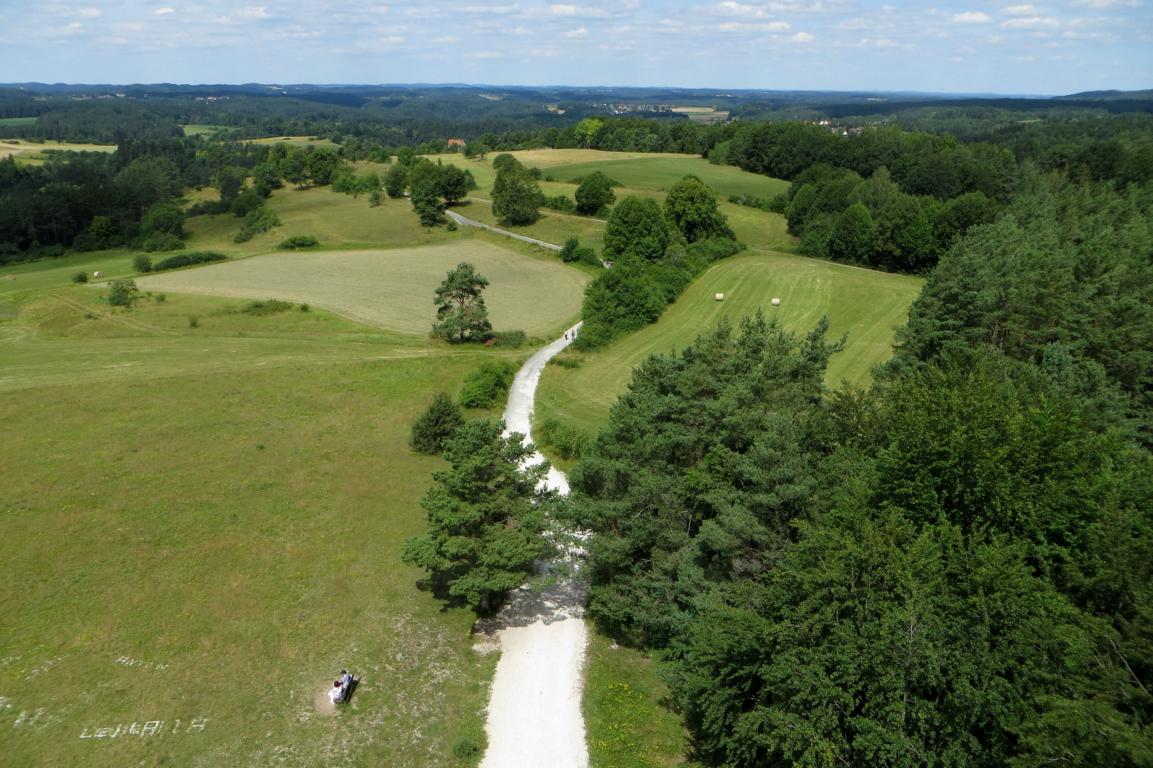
[
  {"x1": 715, "y1": 292, "x2": 725, "y2": 301},
  {"x1": 770, "y1": 297, "x2": 781, "y2": 306}
]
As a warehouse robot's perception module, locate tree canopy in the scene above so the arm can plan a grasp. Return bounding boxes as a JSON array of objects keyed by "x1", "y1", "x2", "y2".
[
  {"x1": 401, "y1": 419, "x2": 553, "y2": 613},
  {"x1": 432, "y1": 262, "x2": 493, "y2": 343}
]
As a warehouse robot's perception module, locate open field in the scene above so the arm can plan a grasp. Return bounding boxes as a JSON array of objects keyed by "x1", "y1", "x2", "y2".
[
  {"x1": 446, "y1": 149, "x2": 791, "y2": 254},
  {"x1": 0, "y1": 261, "x2": 533, "y2": 765},
  {"x1": 184, "y1": 186, "x2": 458, "y2": 253},
  {"x1": 0, "y1": 139, "x2": 117, "y2": 163},
  {"x1": 181, "y1": 124, "x2": 229, "y2": 136},
  {"x1": 248, "y1": 136, "x2": 340, "y2": 148},
  {"x1": 136, "y1": 240, "x2": 586, "y2": 338},
  {"x1": 536, "y1": 249, "x2": 923, "y2": 438}
]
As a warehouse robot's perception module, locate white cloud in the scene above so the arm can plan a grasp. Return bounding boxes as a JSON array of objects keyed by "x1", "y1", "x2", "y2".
[
  {"x1": 951, "y1": 11, "x2": 992, "y2": 22},
  {"x1": 457, "y1": 5, "x2": 521, "y2": 14},
  {"x1": 715, "y1": 1, "x2": 764, "y2": 16},
  {"x1": 874, "y1": 37, "x2": 898, "y2": 46},
  {"x1": 718, "y1": 20, "x2": 791, "y2": 30},
  {"x1": 550, "y1": 3, "x2": 578, "y2": 14},
  {"x1": 1001, "y1": 15, "x2": 1060, "y2": 27},
  {"x1": 77, "y1": 7, "x2": 102, "y2": 17},
  {"x1": 789, "y1": 30, "x2": 814, "y2": 42},
  {"x1": 1003, "y1": 4, "x2": 1036, "y2": 14},
  {"x1": 466, "y1": 50, "x2": 504, "y2": 59},
  {"x1": 235, "y1": 6, "x2": 270, "y2": 19},
  {"x1": 563, "y1": 26, "x2": 589, "y2": 38},
  {"x1": 154, "y1": 7, "x2": 175, "y2": 15}
]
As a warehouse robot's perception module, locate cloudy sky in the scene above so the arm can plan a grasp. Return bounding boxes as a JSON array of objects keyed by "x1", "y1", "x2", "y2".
[{"x1": 1, "y1": 1, "x2": 1149, "y2": 95}]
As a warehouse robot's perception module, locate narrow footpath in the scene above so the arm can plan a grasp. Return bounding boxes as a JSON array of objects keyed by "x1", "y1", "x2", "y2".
[
  {"x1": 476, "y1": 321, "x2": 589, "y2": 768},
  {"x1": 445, "y1": 209, "x2": 563, "y2": 252}
]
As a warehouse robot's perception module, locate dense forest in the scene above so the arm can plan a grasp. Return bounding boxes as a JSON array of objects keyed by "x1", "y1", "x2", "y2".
[{"x1": 564, "y1": 148, "x2": 1153, "y2": 766}]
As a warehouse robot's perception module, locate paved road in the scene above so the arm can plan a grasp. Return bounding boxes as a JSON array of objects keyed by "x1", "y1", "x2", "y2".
[{"x1": 445, "y1": 210, "x2": 563, "y2": 252}]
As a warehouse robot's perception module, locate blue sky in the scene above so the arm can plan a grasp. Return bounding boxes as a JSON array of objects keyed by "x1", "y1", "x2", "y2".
[{"x1": 1, "y1": 1, "x2": 1149, "y2": 95}]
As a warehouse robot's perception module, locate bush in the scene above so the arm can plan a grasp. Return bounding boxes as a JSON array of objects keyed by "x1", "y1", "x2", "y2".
[
  {"x1": 459, "y1": 361, "x2": 517, "y2": 409},
  {"x1": 277, "y1": 235, "x2": 319, "y2": 250},
  {"x1": 536, "y1": 418, "x2": 591, "y2": 461},
  {"x1": 152, "y1": 251, "x2": 227, "y2": 271},
  {"x1": 446, "y1": 220, "x2": 458, "y2": 232},
  {"x1": 491, "y1": 330, "x2": 527, "y2": 348},
  {"x1": 241, "y1": 299, "x2": 293, "y2": 316},
  {"x1": 187, "y1": 199, "x2": 229, "y2": 216},
  {"x1": 543, "y1": 194, "x2": 576, "y2": 213},
  {"x1": 409, "y1": 392, "x2": 465, "y2": 455},
  {"x1": 72, "y1": 271, "x2": 88, "y2": 283},
  {"x1": 133, "y1": 254, "x2": 153, "y2": 273},
  {"x1": 107, "y1": 279, "x2": 139, "y2": 307},
  {"x1": 141, "y1": 232, "x2": 185, "y2": 252},
  {"x1": 233, "y1": 207, "x2": 281, "y2": 243}
]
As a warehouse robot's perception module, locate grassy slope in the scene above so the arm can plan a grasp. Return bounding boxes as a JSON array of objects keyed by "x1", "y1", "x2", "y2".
[
  {"x1": 536, "y1": 250, "x2": 923, "y2": 439},
  {"x1": 0, "y1": 285, "x2": 508, "y2": 766},
  {"x1": 137, "y1": 240, "x2": 587, "y2": 338}
]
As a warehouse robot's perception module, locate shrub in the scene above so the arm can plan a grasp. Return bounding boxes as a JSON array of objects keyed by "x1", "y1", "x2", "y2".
[
  {"x1": 141, "y1": 232, "x2": 185, "y2": 252},
  {"x1": 241, "y1": 299, "x2": 293, "y2": 316},
  {"x1": 188, "y1": 315, "x2": 199, "y2": 328},
  {"x1": 233, "y1": 206, "x2": 281, "y2": 243},
  {"x1": 491, "y1": 330, "x2": 527, "y2": 348},
  {"x1": 446, "y1": 220, "x2": 458, "y2": 232},
  {"x1": 187, "y1": 199, "x2": 229, "y2": 216},
  {"x1": 72, "y1": 271, "x2": 88, "y2": 283},
  {"x1": 459, "y1": 361, "x2": 517, "y2": 409},
  {"x1": 153, "y1": 251, "x2": 227, "y2": 271},
  {"x1": 107, "y1": 279, "x2": 139, "y2": 307},
  {"x1": 277, "y1": 235, "x2": 319, "y2": 250},
  {"x1": 133, "y1": 254, "x2": 153, "y2": 273},
  {"x1": 409, "y1": 392, "x2": 465, "y2": 455},
  {"x1": 536, "y1": 418, "x2": 591, "y2": 461},
  {"x1": 543, "y1": 194, "x2": 576, "y2": 213}
]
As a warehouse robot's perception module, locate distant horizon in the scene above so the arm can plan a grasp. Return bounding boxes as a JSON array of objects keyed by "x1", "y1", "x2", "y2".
[
  {"x1": 12, "y1": 79, "x2": 1140, "y2": 100},
  {"x1": 1, "y1": 1, "x2": 1149, "y2": 96}
]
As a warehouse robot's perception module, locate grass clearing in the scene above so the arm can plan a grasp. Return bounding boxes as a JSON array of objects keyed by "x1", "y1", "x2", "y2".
[
  {"x1": 0, "y1": 247, "x2": 545, "y2": 764},
  {"x1": 136, "y1": 239, "x2": 586, "y2": 338},
  {"x1": 184, "y1": 186, "x2": 458, "y2": 254},
  {"x1": 0, "y1": 351, "x2": 500, "y2": 766},
  {"x1": 583, "y1": 634, "x2": 688, "y2": 768},
  {"x1": 537, "y1": 249, "x2": 923, "y2": 439},
  {"x1": 0, "y1": 139, "x2": 117, "y2": 163}
]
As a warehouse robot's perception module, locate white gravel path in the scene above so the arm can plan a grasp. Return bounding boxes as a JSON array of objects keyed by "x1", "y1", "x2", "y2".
[{"x1": 477, "y1": 321, "x2": 589, "y2": 768}]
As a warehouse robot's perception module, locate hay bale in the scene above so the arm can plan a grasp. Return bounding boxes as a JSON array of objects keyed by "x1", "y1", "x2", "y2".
[
  {"x1": 715, "y1": 293, "x2": 725, "y2": 301},
  {"x1": 771, "y1": 297, "x2": 781, "y2": 306}
]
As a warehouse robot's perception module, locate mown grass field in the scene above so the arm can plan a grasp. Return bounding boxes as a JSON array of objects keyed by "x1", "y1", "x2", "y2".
[
  {"x1": 0, "y1": 270, "x2": 520, "y2": 765},
  {"x1": 137, "y1": 240, "x2": 587, "y2": 338},
  {"x1": 184, "y1": 186, "x2": 457, "y2": 254},
  {"x1": 0, "y1": 139, "x2": 117, "y2": 163},
  {"x1": 537, "y1": 250, "x2": 924, "y2": 440}
]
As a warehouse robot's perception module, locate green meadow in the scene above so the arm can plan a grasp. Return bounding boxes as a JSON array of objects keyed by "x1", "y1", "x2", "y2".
[{"x1": 536, "y1": 250, "x2": 923, "y2": 442}]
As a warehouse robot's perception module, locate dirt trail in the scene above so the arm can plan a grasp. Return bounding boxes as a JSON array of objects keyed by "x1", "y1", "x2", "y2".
[{"x1": 476, "y1": 321, "x2": 588, "y2": 768}]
